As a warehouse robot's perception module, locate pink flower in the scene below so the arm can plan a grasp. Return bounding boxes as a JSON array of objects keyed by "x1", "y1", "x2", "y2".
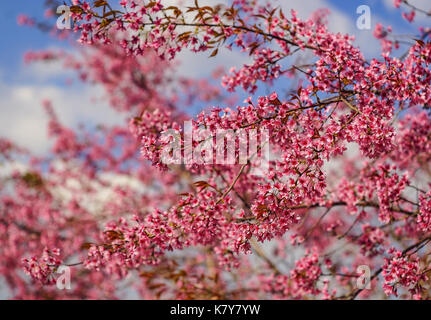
[
  {"x1": 393, "y1": 0, "x2": 402, "y2": 8},
  {"x1": 402, "y1": 10, "x2": 415, "y2": 23}
]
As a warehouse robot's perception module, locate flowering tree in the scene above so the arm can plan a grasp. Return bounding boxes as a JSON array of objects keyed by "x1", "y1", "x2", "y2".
[{"x1": 3, "y1": 0, "x2": 431, "y2": 299}]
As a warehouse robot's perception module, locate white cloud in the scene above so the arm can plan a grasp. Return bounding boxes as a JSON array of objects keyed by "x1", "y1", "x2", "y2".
[
  {"x1": 0, "y1": 74, "x2": 125, "y2": 155},
  {"x1": 0, "y1": 161, "x2": 29, "y2": 177},
  {"x1": 175, "y1": 48, "x2": 247, "y2": 78},
  {"x1": 21, "y1": 59, "x2": 74, "y2": 82},
  {"x1": 46, "y1": 160, "x2": 149, "y2": 218}
]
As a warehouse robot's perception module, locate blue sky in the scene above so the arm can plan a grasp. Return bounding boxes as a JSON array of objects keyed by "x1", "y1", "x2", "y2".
[
  {"x1": 0, "y1": 0, "x2": 429, "y2": 154},
  {"x1": 0, "y1": 0, "x2": 427, "y2": 79},
  {"x1": 0, "y1": 1, "x2": 61, "y2": 82}
]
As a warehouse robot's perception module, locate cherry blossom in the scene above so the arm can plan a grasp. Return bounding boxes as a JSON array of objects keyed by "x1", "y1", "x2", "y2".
[{"x1": 2, "y1": 0, "x2": 431, "y2": 300}]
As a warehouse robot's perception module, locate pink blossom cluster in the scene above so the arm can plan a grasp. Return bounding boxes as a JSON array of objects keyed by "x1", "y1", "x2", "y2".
[
  {"x1": 4, "y1": 0, "x2": 431, "y2": 299},
  {"x1": 22, "y1": 248, "x2": 62, "y2": 285},
  {"x1": 383, "y1": 248, "x2": 428, "y2": 298}
]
